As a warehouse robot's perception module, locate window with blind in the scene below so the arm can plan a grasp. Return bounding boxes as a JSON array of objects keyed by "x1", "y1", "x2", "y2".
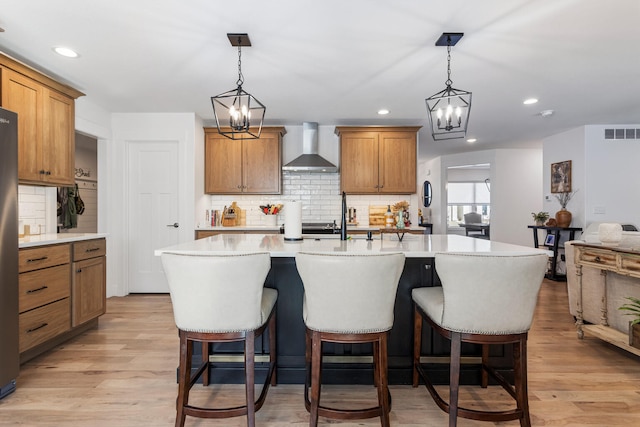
[{"x1": 447, "y1": 182, "x2": 490, "y2": 227}]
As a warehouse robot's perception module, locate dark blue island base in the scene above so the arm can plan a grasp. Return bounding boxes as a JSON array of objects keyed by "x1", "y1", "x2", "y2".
[{"x1": 191, "y1": 257, "x2": 513, "y2": 385}]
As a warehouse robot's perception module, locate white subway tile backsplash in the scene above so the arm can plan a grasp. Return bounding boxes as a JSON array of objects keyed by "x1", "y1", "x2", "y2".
[
  {"x1": 204, "y1": 171, "x2": 418, "y2": 226},
  {"x1": 18, "y1": 185, "x2": 47, "y2": 234}
]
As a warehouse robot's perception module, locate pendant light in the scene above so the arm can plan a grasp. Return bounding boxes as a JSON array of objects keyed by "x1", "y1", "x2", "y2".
[
  {"x1": 211, "y1": 33, "x2": 266, "y2": 139},
  {"x1": 425, "y1": 32, "x2": 472, "y2": 141}
]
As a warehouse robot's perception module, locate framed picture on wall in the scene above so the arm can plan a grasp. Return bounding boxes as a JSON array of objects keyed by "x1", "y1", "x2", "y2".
[{"x1": 551, "y1": 160, "x2": 572, "y2": 193}]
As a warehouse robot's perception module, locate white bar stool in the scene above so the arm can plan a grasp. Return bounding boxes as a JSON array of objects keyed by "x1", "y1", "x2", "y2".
[
  {"x1": 412, "y1": 252, "x2": 547, "y2": 427},
  {"x1": 161, "y1": 251, "x2": 277, "y2": 427},
  {"x1": 295, "y1": 252, "x2": 405, "y2": 427}
]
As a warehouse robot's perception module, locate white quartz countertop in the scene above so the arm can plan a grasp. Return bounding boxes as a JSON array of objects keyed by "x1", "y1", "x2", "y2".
[
  {"x1": 195, "y1": 225, "x2": 424, "y2": 232},
  {"x1": 156, "y1": 233, "x2": 549, "y2": 258},
  {"x1": 19, "y1": 233, "x2": 107, "y2": 248}
]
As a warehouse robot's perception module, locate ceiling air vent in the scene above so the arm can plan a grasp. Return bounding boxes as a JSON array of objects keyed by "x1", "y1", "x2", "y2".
[{"x1": 604, "y1": 128, "x2": 640, "y2": 140}]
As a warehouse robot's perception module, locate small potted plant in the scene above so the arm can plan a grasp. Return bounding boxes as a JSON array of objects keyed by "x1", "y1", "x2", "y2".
[
  {"x1": 531, "y1": 211, "x2": 550, "y2": 226},
  {"x1": 619, "y1": 296, "x2": 640, "y2": 348}
]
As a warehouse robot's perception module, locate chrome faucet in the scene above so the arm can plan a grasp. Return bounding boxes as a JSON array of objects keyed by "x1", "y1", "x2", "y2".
[{"x1": 341, "y1": 191, "x2": 347, "y2": 241}]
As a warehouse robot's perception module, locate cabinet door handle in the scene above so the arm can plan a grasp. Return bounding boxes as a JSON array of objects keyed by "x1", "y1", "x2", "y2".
[
  {"x1": 39, "y1": 170, "x2": 46, "y2": 175},
  {"x1": 85, "y1": 247, "x2": 100, "y2": 252},
  {"x1": 76, "y1": 268, "x2": 82, "y2": 273},
  {"x1": 27, "y1": 323, "x2": 48, "y2": 333},
  {"x1": 27, "y1": 256, "x2": 48, "y2": 263},
  {"x1": 594, "y1": 256, "x2": 601, "y2": 263},
  {"x1": 26, "y1": 285, "x2": 48, "y2": 294},
  {"x1": 46, "y1": 171, "x2": 51, "y2": 175}
]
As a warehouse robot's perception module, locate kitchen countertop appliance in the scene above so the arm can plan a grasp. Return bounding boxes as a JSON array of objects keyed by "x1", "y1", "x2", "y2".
[{"x1": 0, "y1": 107, "x2": 19, "y2": 400}]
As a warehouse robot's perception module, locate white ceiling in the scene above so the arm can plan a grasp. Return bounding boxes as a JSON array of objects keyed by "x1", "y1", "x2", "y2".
[{"x1": 1, "y1": 0, "x2": 639, "y2": 157}]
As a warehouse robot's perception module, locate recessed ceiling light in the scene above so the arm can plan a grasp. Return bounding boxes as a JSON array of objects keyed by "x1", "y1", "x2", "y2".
[
  {"x1": 377, "y1": 109, "x2": 389, "y2": 115},
  {"x1": 467, "y1": 138, "x2": 477, "y2": 143},
  {"x1": 523, "y1": 98, "x2": 538, "y2": 105},
  {"x1": 53, "y1": 46, "x2": 79, "y2": 58}
]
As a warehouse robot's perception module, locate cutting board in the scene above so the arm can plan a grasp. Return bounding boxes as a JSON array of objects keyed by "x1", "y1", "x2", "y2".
[{"x1": 369, "y1": 205, "x2": 398, "y2": 226}]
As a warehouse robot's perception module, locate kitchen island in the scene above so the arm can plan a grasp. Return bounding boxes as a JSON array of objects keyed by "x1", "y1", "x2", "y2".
[{"x1": 155, "y1": 234, "x2": 548, "y2": 385}]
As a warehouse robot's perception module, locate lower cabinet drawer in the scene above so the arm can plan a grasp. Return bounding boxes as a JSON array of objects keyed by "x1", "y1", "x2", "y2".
[
  {"x1": 620, "y1": 253, "x2": 640, "y2": 276},
  {"x1": 578, "y1": 248, "x2": 617, "y2": 269},
  {"x1": 19, "y1": 298, "x2": 71, "y2": 353},
  {"x1": 19, "y1": 264, "x2": 70, "y2": 313}
]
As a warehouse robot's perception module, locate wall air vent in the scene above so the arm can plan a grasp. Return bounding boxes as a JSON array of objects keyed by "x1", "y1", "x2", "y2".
[{"x1": 604, "y1": 128, "x2": 640, "y2": 140}]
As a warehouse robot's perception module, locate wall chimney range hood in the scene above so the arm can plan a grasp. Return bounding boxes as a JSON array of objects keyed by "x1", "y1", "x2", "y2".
[{"x1": 282, "y1": 122, "x2": 338, "y2": 173}]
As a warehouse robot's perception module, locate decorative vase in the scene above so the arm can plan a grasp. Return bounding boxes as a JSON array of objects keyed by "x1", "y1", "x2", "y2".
[
  {"x1": 598, "y1": 223, "x2": 622, "y2": 246},
  {"x1": 555, "y1": 209, "x2": 572, "y2": 228},
  {"x1": 629, "y1": 322, "x2": 640, "y2": 349}
]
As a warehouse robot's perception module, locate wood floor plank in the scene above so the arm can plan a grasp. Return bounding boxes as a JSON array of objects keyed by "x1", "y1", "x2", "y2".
[{"x1": 0, "y1": 281, "x2": 639, "y2": 426}]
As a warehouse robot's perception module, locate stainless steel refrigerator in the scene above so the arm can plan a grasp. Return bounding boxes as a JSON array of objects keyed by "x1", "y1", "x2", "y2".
[{"x1": 0, "y1": 107, "x2": 19, "y2": 399}]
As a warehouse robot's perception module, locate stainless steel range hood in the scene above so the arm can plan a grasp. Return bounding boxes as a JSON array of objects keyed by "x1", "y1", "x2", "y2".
[{"x1": 282, "y1": 122, "x2": 338, "y2": 173}]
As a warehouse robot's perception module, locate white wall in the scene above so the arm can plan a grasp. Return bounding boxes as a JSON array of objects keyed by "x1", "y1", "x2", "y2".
[
  {"x1": 425, "y1": 148, "x2": 543, "y2": 247},
  {"x1": 585, "y1": 125, "x2": 640, "y2": 226},
  {"x1": 417, "y1": 157, "x2": 441, "y2": 231},
  {"x1": 76, "y1": 108, "x2": 201, "y2": 297},
  {"x1": 105, "y1": 113, "x2": 198, "y2": 297},
  {"x1": 542, "y1": 125, "x2": 640, "y2": 230},
  {"x1": 542, "y1": 127, "x2": 586, "y2": 228},
  {"x1": 493, "y1": 149, "x2": 543, "y2": 246}
]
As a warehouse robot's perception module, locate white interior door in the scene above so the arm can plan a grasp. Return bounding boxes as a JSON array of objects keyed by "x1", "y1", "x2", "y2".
[{"x1": 128, "y1": 141, "x2": 179, "y2": 293}]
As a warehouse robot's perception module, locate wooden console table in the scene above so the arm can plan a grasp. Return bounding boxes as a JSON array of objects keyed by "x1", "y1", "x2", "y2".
[
  {"x1": 528, "y1": 225, "x2": 582, "y2": 281},
  {"x1": 572, "y1": 242, "x2": 640, "y2": 357}
]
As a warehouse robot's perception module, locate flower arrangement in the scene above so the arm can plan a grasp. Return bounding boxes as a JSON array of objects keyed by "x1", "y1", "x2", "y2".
[
  {"x1": 554, "y1": 190, "x2": 577, "y2": 209},
  {"x1": 393, "y1": 201, "x2": 410, "y2": 227},
  {"x1": 393, "y1": 200, "x2": 410, "y2": 211},
  {"x1": 259, "y1": 204, "x2": 282, "y2": 215},
  {"x1": 531, "y1": 211, "x2": 550, "y2": 224}
]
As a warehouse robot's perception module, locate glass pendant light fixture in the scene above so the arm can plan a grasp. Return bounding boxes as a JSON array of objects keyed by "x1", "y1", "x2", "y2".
[
  {"x1": 211, "y1": 33, "x2": 265, "y2": 139},
  {"x1": 425, "y1": 32, "x2": 472, "y2": 141}
]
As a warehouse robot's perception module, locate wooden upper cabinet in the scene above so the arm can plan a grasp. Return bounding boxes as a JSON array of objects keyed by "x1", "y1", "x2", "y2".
[
  {"x1": 379, "y1": 131, "x2": 417, "y2": 194},
  {"x1": 338, "y1": 131, "x2": 379, "y2": 193},
  {"x1": 0, "y1": 54, "x2": 83, "y2": 187},
  {"x1": 336, "y1": 126, "x2": 420, "y2": 194},
  {"x1": 204, "y1": 127, "x2": 285, "y2": 194},
  {"x1": 42, "y1": 89, "x2": 75, "y2": 186},
  {"x1": 205, "y1": 132, "x2": 243, "y2": 193},
  {"x1": 2, "y1": 69, "x2": 43, "y2": 183},
  {"x1": 242, "y1": 131, "x2": 282, "y2": 193}
]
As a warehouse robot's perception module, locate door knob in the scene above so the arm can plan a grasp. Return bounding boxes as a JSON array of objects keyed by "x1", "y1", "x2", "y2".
[{"x1": 167, "y1": 223, "x2": 179, "y2": 228}]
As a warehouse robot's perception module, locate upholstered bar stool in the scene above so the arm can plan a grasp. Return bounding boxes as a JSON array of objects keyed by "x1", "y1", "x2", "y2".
[
  {"x1": 160, "y1": 252, "x2": 277, "y2": 427},
  {"x1": 412, "y1": 253, "x2": 547, "y2": 427},
  {"x1": 295, "y1": 252, "x2": 405, "y2": 427}
]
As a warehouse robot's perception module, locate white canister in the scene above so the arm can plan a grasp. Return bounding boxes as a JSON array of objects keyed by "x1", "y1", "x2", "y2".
[
  {"x1": 598, "y1": 223, "x2": 623, "y2": 246},
  {"x1": 265, "y1": 214, "x2": 278, "y2": 227}
]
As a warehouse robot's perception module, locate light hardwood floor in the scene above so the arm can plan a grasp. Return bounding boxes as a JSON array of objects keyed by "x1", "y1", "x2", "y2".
[{"x1": 1, "y1": 280, "x2": 639, "y2": 426}]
